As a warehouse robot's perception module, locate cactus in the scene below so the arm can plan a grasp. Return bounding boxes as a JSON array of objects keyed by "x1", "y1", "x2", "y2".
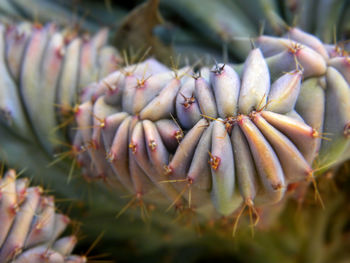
[
  {"x1": 3, "y1": 20, "x2": 347, "y2": 220},
  {"x1": 72, "y1": 35, "x2": 350, "y2": 217},
  {"x1": 0, "y1": 0, "x2": 349, "y2": 223},
  {"x1": 0, "y1": 22, "x2": 122, "y2": 152},
  {"x1": 0, "y1": 169, "x2": 85, "y2": 263},
  {"x1": 0, "y1": 1, "x2": 350, "y2": 262}
]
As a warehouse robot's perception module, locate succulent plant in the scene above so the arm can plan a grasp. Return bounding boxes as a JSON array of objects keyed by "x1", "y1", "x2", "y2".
[
  {"x1": 3, "y1": 0, "x2": 347, "y2": 65},
  {"x1": 72, "y1": 33, "x2": 350, "y2": 218},
  {"x1": 1, "y1": 0, "x2": 350, "y2": 224},
  {"x1": 0, "y1": 22, "x2": 122, "y2": 153},
  {"x1": 0, "y1": 169, "x2": 84, "y2": 263},
  {"x1": 0, "y1": 1, "x2": 350, "y2": 262},
  {"x1": 2, "y1": 19, "x2": 348, "y2": 219}
]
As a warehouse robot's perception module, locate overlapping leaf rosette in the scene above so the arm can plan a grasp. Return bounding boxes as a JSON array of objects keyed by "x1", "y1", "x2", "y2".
[
  {"x1": 72, "y1": 28, "x2": 350, "y2": 217},
  {"x1": 0, "y1": 169, "x2": 85, "y2": 263}
]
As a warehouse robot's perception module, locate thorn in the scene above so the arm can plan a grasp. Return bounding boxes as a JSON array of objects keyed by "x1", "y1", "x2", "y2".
[
  {"x1": 116, "y1": 196, "x2": 136, "y2": 219},
  {"x1": 232, "y1": 203, "x2": 245, "y2": 237},
  {"x1": 165, "y1": 185, "x2": 186, "y2": 212},
  {"x1": 170, "y1": 113, "x2": 184, "y2": 144},
  {"x1": 211, "y1": 63, "x2": 225, "y2": 75},
  {"x1": 208, "y1": 151, "x2": 220, "y2": 171},
  {"x1": 179, "y1": 92, "x2": 196, "y2": 109},
  {"x1": 307, "y1": 171, "x2": 325, "y2": 209},
  {"x1": 249, "y1": 38, "x2": 255, "y2": 50}
]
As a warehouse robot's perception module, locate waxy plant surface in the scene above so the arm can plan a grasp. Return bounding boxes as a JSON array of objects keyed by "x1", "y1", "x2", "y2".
[{"x1": 0, "y1": 22, "x2": 349, "y2": 223}]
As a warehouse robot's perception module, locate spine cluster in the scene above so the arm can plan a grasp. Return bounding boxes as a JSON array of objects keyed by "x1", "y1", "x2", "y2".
[{"x1": 0, "y1": 169, "x2": 85, "y2": 263}]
